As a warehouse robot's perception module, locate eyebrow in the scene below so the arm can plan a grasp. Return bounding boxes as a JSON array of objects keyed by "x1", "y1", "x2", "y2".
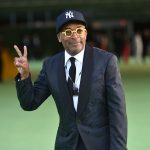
[{"x1": 64, "y1": 25, "x2": 85, "y2": 30}]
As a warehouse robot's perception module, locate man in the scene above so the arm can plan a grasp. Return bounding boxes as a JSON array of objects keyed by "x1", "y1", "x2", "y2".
[{"x1": 14, "y1": 10, "x2": 127, "y2": 150}]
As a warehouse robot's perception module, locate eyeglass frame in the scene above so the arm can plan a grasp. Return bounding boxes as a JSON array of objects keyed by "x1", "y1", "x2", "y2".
[{"x1": 61, "y1": 27, "x2": 87, "y2": 38}]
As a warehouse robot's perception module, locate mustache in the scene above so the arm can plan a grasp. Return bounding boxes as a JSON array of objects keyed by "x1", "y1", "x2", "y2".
[{"x1": 69, "y1": 41, "x2": 81, "y2": 44}]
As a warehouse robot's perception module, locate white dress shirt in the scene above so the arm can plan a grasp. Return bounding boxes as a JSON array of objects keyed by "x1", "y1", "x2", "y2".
[{"x1": 64, "y1": 49, "x2": 84, "y2": 111}]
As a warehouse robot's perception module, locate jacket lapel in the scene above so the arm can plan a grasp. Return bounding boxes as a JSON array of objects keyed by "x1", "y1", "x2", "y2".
[
  {"x1": 77, "y1": 45, "x2": 94, "y2": 117},
  {"x1": 58, "y1": 52, "x2": 76, "y2": 117}
]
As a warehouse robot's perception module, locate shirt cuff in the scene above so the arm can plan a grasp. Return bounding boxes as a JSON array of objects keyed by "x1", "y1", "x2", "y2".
[{"x1": 15, "y1": 73, "x2": 31, "y2": 82}]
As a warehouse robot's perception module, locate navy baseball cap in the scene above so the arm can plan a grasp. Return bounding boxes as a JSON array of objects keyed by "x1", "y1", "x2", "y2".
[{"x1": 56, "y1": 10, "x2": 87, "y2": 33}]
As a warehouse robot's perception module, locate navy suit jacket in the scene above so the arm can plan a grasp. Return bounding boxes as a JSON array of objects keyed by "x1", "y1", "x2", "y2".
[{"x1": 15, "y1": 45, "x2": 127, "y2": 150}]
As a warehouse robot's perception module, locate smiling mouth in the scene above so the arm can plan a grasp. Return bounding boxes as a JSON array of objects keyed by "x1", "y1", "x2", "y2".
[{"x1": 71, "y1": 42, "x2": 80, "y2": 45}]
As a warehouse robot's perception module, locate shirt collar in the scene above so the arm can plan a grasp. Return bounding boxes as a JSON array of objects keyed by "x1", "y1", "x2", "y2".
[{"x1": 64, "y1": 49, "x2": 85, "y2": 66}]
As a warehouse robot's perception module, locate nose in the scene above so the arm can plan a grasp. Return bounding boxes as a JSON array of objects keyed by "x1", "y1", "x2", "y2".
[{"x1": 71, "y1": 31, "x2": 78, "y2": 38}]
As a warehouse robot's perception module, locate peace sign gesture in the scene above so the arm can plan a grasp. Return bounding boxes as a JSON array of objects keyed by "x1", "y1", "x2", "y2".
[{"x1": 14, "y1": 45, "x2": 30, "y2": 80}]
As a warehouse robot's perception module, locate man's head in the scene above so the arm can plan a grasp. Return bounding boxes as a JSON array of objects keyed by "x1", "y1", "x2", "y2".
[{"x1": 56, "y1": 10, "x2": 87, "y2": 56}]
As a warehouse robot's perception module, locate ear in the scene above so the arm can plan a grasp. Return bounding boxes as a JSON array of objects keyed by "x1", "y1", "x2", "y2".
[{"x1": 57, "y1": 33, "x2": 62, "y2": 43}]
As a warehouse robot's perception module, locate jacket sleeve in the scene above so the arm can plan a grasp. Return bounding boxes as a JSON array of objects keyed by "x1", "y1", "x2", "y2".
[
  {"x1": 15, "y1": 60, "x2": 51, "y2": 111},
  {"x1": 105, "y1": 55, "x2": 127, "y2": 150}
]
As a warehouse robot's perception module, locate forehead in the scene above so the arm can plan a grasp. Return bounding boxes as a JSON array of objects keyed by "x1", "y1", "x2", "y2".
[{"x1": 62, "y1": 22, "x2": 85, "y2": 30}]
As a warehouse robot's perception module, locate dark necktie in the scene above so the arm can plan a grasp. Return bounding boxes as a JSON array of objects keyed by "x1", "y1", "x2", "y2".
[{"x1": 68, "y1": 57, "x2": 76, "y2": 96}]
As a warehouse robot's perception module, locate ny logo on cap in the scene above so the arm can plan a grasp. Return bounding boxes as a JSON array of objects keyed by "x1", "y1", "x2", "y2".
[{"x1": 65, "y1": 11, "x2": 74, "y2": 19}]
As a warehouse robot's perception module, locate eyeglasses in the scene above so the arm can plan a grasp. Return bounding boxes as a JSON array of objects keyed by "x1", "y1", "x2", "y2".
[{"x1": 61, "y1": 27, "x2": 86, "y2": 38}]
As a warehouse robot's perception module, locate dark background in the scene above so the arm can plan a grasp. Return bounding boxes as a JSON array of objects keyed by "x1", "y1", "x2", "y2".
[{"x1": 0, "y1": 0, "x2": 150, "y2": 58}]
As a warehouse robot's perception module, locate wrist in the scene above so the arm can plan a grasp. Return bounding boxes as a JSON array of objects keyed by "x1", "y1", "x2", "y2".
[{"x1": 21, "y1": 73, "x2": 30, "y2": 80}]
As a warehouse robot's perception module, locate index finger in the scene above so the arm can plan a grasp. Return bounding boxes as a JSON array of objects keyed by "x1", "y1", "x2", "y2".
[
  {"x1": 23, "y1": 46, "x2": 28, "y2": 57},
  {"x1": 14, "y1": 45, "x2": 22, "y2": 57}
]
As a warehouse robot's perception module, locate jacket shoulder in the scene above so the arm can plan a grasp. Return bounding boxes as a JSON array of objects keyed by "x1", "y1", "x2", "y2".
[
  {"x1": 93, "y1": 47, "x2": 114, "y2": 58},
  {"x1": 91, "y1": 46, "x2": 117, "y2": 63},
  {"x1": 43, "y1": 52, "x2": 64, "y2": 65}
]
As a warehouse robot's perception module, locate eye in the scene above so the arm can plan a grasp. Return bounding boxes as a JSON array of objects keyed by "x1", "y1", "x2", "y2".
[
  {"x1": 65, "y1": 29, "x2": 72, "y2": 36},
  {"x1": 76, "y1": 28, "x2": 83, "y2": 34}
]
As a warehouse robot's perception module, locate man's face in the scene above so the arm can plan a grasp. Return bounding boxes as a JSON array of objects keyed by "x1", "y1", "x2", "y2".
[{"x1": 57, "y1": 23, "x2": 87, "y2": 56}]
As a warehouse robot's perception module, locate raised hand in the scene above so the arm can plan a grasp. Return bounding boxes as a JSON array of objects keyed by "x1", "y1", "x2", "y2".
[{"x1": 14, "y1": 45, "x2": 30, "y2": 80}]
